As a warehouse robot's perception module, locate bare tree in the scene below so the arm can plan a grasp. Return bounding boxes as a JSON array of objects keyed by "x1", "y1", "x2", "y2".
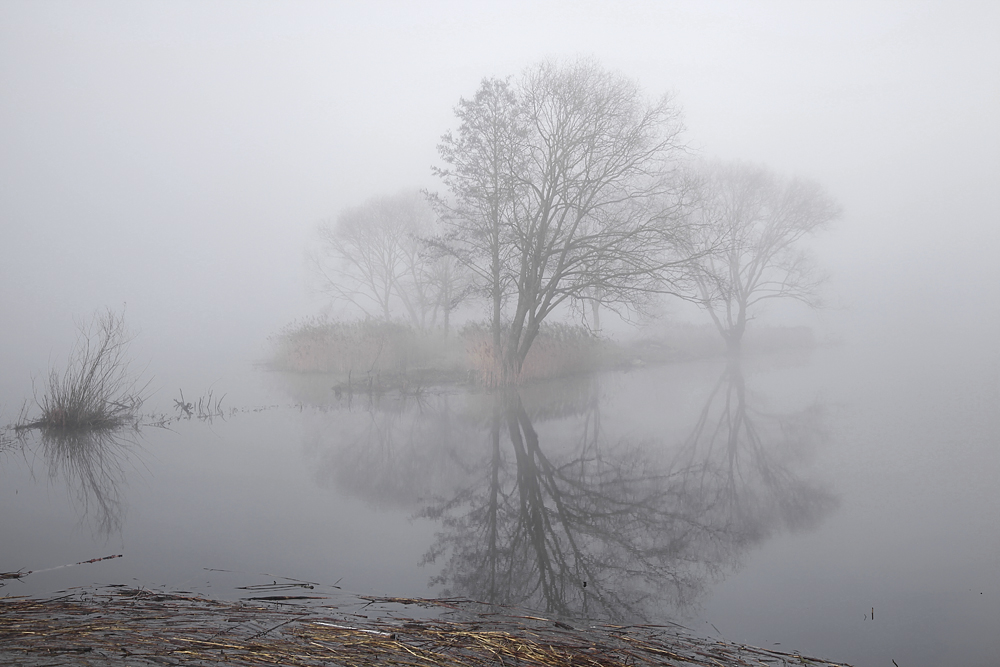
[
  {"x1": 432, "y1": 77, "x2": 524, "y2": 356},
  {"x1": 688, "y1": 161, "x2": 841, "y2": 355},
  {"x1": 435, "y1": 60, "x2": 693, "y2": 384},
  {"x1": 315, "y1": 191, "x2": 468, "y2": 331}
]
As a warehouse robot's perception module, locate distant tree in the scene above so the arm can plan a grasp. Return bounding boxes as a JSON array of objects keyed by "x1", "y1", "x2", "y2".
[
  {"x1": 688, "y1": 161, "x2": 840, "y2": 355},
  {"x1": 315, "y1": 191, "x2": 469, "y2": 332},
  {"x1": 434, "y1": 60, "x2": 693, "y2": 384}
]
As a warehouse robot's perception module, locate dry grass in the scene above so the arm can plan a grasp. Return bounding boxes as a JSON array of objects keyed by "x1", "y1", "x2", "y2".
[
  {"x1": 268, "y1": 317, "x2": 455, "y2": 378},
  {"x1": 268, "y1": 317, "x2": 815, "y2": 390},
  {"x1": 463, "y1": 323, "x2": 607, "y2": 387},
  {"x1": 0, "y1": 586, "x2": 853, "y2": 667},
  {"x1": 17, "y1": 309, "x2": 147, "y2": 432}
]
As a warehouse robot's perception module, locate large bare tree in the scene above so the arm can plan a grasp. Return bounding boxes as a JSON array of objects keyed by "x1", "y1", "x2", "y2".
[
  {"x1": 435, "y1": 61, "x2": 693, "y2": 384},
  {"x1": 689, "y1": 161, "x2": 841, "y2": 355}
]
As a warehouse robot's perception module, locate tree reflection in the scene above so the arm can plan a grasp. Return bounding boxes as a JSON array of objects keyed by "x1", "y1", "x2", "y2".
[
  {"x1": 23, "y1": 427, "x2": 138, "y2": 538},
  {"x1": 302, "y1": 363, "x2": 837, "y2": 622},
  {"x1": 421, "y1": 390, "x2": 725, "y2": 620},
  {"x1": 303, "y1": 392, "x2": 482, "y2": 510},
  {"x1": 671, "y1": 359, "x2": 835, "y2": 538},
  {"x1": 417, "y1": 363, "x2": 836, "y2": 622}
]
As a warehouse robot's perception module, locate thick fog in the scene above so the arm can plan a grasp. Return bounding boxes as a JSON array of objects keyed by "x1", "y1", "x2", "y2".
[
  {"x1": 2, "y1": 4, "x2": 1000, "y2": 665},
  {"x1": 2, "y1": 1, "x2": 997, "y2": 405}
]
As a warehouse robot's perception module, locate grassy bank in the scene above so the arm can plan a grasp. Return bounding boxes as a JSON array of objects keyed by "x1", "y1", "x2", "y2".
[
  {"x1": 267, "y1": 317, "x2": 817, "y2": 389},
  {"x1": 268, "y1": 318, "x2": 614, "y2": 388}
]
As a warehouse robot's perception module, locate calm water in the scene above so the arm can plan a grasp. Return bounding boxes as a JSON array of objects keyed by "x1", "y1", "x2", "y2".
[{"x1": 2, "y1": 341, "x2": 998, "y2": 667}]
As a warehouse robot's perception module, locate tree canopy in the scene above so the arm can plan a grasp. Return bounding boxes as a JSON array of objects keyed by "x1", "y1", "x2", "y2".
[
  {"x1": 310, "y1": 62, "x2": 841, "y2": 375},
  {"x1": 434, "y1": 60, "x2": 694, "y2": 383}
]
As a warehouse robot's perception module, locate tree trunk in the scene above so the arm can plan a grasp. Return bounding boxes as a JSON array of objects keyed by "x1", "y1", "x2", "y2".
[{"x1": 725, "y1": 333, "x2": 742, "y2": 358}]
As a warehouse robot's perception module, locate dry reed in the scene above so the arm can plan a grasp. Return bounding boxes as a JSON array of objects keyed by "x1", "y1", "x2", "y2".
[
  {"x1": 463, "y1": 323, "x2": 606, "y2": 387},
  {"x1": 0, "y1": 586, "x2": 853, "y2": 667}
]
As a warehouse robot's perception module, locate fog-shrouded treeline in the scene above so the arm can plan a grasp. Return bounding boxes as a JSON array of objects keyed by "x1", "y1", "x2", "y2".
[{"x1": 310, "y1": 59, "x2": 839, "y2": 385}]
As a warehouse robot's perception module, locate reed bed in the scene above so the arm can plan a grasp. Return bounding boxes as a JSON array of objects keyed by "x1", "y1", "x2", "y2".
[
  {"x1": 268, "y1": 317, "x2": 444, "y2": 376},
  {"x1": 463, "y1": 322, "x2": 607, "y2": 387},
  {"x1": 0, "y1": 586, "x2": 852, "y2": 667}
]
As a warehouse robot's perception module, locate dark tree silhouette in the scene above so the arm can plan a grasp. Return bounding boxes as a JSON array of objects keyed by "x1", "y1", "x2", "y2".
[{"x1": 435, "y1": 60, "x2": 694, "y2": 384}]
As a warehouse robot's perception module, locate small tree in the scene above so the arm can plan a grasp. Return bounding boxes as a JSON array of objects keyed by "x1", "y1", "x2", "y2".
[
  {"x1": 435, "y1": 60, "x2": 692, "y2": 384},
  {"x1": 689, "y1": 161, "x2": 840, "y2": 356}
]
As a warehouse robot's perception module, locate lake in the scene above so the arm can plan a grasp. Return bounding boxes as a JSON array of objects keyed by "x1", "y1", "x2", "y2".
[{"x1": 2, "y1": 338, "x2": 998, "y2": 667}]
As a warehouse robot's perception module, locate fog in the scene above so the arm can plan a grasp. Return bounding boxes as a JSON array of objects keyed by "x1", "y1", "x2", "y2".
[
  {"x1": 2, "y1": 2, "x2": 997, "y2": 391},
  {"x1": 1, "y1": 2, "x2": 998, "y2": 665}
]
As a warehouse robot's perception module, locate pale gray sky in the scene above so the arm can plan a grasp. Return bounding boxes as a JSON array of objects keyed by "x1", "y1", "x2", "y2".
[{"x1": 2, "y1": 1, "x2": 997, "y2": 395}]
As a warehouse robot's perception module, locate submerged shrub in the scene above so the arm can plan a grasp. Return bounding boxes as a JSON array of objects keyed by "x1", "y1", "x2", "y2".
[{"x1": 23, "y1": 309, "x2": 147, "y2": 431}]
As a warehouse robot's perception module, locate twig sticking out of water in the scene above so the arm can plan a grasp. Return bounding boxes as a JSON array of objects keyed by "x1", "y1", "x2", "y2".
[{"x1": 173, "y1": 388, "x2": 228, "y2": 421}]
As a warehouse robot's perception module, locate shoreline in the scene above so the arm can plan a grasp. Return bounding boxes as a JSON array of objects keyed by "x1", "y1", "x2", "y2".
[{"x1": 1, "y1": 585, "x2": 852, "y2": 667}]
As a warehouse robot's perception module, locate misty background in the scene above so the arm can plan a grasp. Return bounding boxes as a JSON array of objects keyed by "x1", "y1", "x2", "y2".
[
  {"x1": 3, "y1": 1, "x2": 997, "y2": 412},
  {"x1": 2, "y1": 4, "x2": 1000, "y2": 665},
  {"x1": 1, "y1": 1, "x2": 996, "y2": 398}
]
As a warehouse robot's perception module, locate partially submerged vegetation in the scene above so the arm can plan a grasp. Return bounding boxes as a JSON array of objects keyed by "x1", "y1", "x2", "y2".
[
  {"x1": 16, "y1": 308, "x2": 148, "y2": 432},
  {"x1": 0, "y1": 585, "x2": 853, "y2": 667},
  {"x1": 173, "y1": 388, "x2": 228, "y2": 420}
]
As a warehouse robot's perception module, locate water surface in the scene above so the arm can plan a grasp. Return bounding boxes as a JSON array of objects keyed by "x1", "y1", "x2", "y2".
[{"x1": 2, "y1": 341, "x2": 997, "y2": 667}]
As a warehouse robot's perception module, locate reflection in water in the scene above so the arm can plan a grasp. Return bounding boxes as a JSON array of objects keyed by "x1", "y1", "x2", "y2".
[
  {"x1": 421, "y1": 389, "x2": 722, "y2": 621},
  {"x1": 302, "y1": 362, "x2": 837, "y2": 622},
  {"x1": 673, "y1": 360, "x2": 835, "y2": 538},
  {"x1": 22, "y1": 426, "x2": 140, "y2": 538},
  {"x1": 303, "y1": 392, "x2": 479, "y2": 510}
]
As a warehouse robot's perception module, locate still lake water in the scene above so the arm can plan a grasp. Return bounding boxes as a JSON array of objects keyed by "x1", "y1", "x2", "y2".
[{"x1": 2, "y1": 340, "x2": 998, "y2": 667}]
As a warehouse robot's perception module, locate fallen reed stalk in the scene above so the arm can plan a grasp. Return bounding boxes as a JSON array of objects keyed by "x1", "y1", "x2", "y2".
[
  {"x1": 0, "y1": 554, "x2": 121, "y2": 583},
  {"x1": 0, "y1": 586, "x2": 854, "y2": 667}
]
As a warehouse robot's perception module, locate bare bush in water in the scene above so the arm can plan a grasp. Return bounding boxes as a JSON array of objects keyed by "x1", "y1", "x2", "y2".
[{"x1": 20, "y1": 308, "x2": 148, "y2": 431}]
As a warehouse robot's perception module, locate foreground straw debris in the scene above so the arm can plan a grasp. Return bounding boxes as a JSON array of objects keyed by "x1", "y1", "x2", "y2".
[{"x1": 0, "y1": 586, "x2": 852, "y2": 667}]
